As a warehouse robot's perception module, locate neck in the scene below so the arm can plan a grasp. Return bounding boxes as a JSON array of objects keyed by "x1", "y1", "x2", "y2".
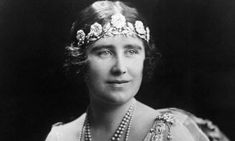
[{"x1": 87, "y1": 98, "x2": 136, "y2": 131}]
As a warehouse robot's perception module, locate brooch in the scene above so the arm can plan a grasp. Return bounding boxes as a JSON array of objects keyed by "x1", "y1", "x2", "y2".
[{"x1": 148, "y1": 113, "x2": 176, "y2": 141}]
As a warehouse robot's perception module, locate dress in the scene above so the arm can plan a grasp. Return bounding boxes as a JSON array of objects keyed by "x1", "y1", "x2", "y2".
[{"x1": 45, "y1": 108, "x2": 229, "y2": 141}]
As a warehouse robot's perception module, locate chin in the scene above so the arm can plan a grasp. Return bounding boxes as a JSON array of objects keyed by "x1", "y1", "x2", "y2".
[{"x1": 94, "y1": 91, "x2": 135, "y2": 106}]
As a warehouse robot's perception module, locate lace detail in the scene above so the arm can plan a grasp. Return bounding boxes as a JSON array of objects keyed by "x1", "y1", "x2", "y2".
[{"x1": 192, "y1": 117, "x2": 230, "y2": 141}]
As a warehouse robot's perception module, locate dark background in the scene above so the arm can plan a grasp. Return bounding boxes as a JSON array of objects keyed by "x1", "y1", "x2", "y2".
[{"x1": 1, "y1": 0, "x2": 235, "y2": 140}]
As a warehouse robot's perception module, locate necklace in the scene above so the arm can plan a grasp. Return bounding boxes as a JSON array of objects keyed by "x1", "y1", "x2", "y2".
[{"x1": 80, "y1": 101, "x2": 136, "y2": 141}]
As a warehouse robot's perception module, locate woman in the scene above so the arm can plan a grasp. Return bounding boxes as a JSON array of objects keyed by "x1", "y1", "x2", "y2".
[{"x1": 46, "y1": 1, "x2": 229, "y2": 141}]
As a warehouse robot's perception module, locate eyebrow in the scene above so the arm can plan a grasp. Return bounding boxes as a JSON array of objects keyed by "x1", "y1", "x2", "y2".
[
  {"x1": 91, "y1": 44, "x2": 143, "y2": 51},
  {"x1": 89, "y1": 45, "x2": 114, "y2": 53},
  {"x1": 124, "y1": 44, "x2": 143, "y2": 50}
]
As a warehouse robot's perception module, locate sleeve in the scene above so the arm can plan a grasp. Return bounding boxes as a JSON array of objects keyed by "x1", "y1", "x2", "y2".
[
  {"x1": 169, "y1": 108, "x2": 230, "y2": 141},
  {"x1": 186, "y1": 112, "x2": 230, "y2": 141}
]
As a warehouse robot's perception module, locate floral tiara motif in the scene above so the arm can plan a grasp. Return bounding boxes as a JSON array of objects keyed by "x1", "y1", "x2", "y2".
[{"x1": 75, "y1": 13, "x2": 150, "y2": 47}]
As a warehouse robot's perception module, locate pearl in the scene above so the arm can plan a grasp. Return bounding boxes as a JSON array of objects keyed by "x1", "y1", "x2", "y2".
[{"x1": 82, "y1": 100, "x2": 136, "y2": 141}]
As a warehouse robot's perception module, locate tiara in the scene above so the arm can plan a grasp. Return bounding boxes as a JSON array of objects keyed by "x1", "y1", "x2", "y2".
[{"x1": 75, "y1": 13, "x2": 150, "y2": 47}]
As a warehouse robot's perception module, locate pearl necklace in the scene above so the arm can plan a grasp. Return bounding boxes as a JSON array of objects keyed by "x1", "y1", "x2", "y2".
[{"x1": 80, "y1": 102, "x2": 135, "y2": 141}]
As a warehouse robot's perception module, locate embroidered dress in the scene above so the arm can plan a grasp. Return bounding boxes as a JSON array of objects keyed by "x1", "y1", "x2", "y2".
[{"x1": 45, "y1": 108, "x2": 230, "y2": 141}]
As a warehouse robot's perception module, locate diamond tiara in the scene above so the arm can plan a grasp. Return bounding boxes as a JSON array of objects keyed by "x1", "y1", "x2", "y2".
[{"x1": 75, "y1": 13, "x2": 150, "y2": 47}]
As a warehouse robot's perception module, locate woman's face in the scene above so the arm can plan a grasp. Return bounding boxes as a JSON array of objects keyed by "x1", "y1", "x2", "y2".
[{"x1": 85, "y1": 36, "x2": 145, "y2": 105}]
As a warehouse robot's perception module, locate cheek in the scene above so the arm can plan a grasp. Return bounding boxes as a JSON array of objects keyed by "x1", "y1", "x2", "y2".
[
  {"x1": 86, "y1": 61, "x2": 99, "y2": 78},
  {"x1": 129, "y1": 58, "x2": 145, "y2": 76},
  {"x1": 85, "y1": 61, "x2": 103, "y2": 91},
  {"x1": 86, "y1": 59, "x2": 110, "y2": 80}
]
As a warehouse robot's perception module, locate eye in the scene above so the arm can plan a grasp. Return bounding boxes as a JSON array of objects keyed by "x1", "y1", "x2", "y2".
[
  {"x1": 126, "y1": 49, "x2": 139, "y2": 56},
  {"x1": 97, "y1": 49, "x2": 112, "y2": 58}
]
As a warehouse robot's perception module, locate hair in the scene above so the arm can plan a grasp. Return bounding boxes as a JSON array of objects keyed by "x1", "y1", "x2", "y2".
[{"x1": 64, "y1": 0, "x2": 160, "y2": 82}]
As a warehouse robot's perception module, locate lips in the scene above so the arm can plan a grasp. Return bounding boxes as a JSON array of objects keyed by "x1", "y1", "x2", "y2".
[{"x1": 106, "y1": 80, "x2": 130, "y2": 84}]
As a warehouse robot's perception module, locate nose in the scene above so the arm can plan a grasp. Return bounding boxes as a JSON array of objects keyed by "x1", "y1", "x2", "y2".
[{"x1": 111, "y1": 56, "x2": 127, "y2": 75}]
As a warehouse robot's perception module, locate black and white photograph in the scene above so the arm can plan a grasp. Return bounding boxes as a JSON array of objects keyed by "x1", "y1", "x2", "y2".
[{"x1": 0, "y1": 0, "x2": 234, "y2": 140}]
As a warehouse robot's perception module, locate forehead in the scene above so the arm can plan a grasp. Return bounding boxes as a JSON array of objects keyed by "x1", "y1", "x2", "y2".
[{"x1": 91, "y1": 36, "x2": 144, "y2": 48}]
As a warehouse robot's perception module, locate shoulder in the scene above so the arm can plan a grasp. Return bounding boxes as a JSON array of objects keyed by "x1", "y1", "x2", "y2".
[
  {"x1": 168, "y1": 108, "x2": 229, "y2": 141},
  {"x1": 144, "y1": 108, "x2": 229, "y2": 141},
  {"x1": 157, "y1": 108, "x2": 209, "y2": 141},
  {"x1": 45, "y1": 113, "x2": 86, "y2": 141}
]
